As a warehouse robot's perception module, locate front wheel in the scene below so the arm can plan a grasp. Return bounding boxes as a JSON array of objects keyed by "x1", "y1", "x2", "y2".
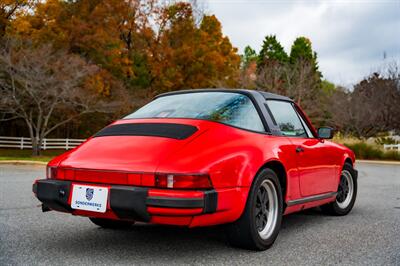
[
  {"x1": 226, "y1": 168, "x2": 283, "y2": 250},
  {"x1": 321, "y1": 162, "x2": 357, "y2": 216}
]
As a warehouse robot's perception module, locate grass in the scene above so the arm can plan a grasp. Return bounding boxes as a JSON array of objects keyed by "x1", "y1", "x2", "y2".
[
  {"x1": 333, "y1": 134, "x2": 400, "y2": 161},
  {"x1": 0, "y1": 149, "x2": 65, "y2": 163},
  {"x1": 342, "y1": 142, "x2": 400, "y2": 161}
]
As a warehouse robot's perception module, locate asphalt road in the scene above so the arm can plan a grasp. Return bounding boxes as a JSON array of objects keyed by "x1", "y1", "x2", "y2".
[{"x1": 0, "y1": 163, "x2": 399, "y2": 265}]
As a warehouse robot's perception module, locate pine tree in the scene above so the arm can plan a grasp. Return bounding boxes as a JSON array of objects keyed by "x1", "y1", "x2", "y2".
[
  {"x1": 257, "y1": 35, "x2": 288, "y2": 69},
  {"x1": 241, "y1": 45, "x2": 257, "y2": 68}
]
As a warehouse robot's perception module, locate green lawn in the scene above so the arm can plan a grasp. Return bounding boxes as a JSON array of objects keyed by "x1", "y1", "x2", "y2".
[{"x1": 0, "y1": 149, "x2": 66, "y2": 163}]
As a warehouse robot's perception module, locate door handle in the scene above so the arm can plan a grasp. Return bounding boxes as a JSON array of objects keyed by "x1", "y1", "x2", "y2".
[{"x1": 296, "y1": 146, "x2": 304, "y2": 153}]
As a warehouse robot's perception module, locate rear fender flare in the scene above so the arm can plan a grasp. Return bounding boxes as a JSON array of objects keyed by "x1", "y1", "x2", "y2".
[{"x1": 233, "y1": 159, "x2": 288, "y2": 219}]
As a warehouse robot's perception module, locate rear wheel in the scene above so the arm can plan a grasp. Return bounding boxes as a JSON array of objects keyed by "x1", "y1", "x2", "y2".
[
  {"x1": 226, "y1": 168, "x2": 283, "y2": 250},
  {"x1": 89, "y1": 218, "x2": 134, "y2": 229},
  {"x1": 321, "y1": 162, "x2": 357, "y2": 215}
]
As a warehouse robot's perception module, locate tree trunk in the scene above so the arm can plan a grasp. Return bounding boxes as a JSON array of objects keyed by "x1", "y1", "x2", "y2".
[
  {"x1": 31, "y1": 131, "x2": 42, "y2": 156},
  {"x1": 25, "y1": 122, "x2": 41, "y2": 156},
  {"x1": 31, "y1": 137, "x2": 41, "y2": 156}
]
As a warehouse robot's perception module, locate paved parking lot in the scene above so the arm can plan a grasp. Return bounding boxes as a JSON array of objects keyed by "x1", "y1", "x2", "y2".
[{"x1": 0, "y1": 162, "x2": 399, "y2": 265}]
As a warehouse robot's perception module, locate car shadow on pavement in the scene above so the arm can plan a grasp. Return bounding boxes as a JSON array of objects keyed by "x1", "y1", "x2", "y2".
[{"x1": 40, "y1": 208, "x2": 335, "y2": 261}]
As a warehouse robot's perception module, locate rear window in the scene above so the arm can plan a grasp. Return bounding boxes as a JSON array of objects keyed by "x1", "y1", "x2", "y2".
[{"x1": 125, "y1": 92, "x2": 265, "y2": 132}]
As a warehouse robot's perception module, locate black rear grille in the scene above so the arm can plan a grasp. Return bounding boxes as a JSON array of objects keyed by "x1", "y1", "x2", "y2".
[{"x1": 94, "y1": 123, "x2": 198, "y2": 140}]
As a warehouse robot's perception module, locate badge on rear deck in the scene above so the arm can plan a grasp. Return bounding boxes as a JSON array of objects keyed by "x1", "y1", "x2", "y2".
[{"x1": 86, "y1": 188, "x2": 94, "y2": 201}]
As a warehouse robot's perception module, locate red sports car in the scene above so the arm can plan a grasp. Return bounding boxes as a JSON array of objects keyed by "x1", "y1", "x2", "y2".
[{"x1": 33, "y1": 89, "x2": 358, "y2": 250}]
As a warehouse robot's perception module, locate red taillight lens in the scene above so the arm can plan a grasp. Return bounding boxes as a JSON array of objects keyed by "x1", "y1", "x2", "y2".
[
  {"x1": 155, "y1": 174, "x2": 212, "y2": 189},
  {"x1": 46, "y1": 166, "x2": 71, "y2": 179},
  {"x1": 46, "y1": 166, "x2": 57, "y2": 179}
]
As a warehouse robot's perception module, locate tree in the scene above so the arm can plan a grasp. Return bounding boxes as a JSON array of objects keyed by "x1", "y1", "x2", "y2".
[
  {"x1": 198, "y1": 14, "x2": 240, "y2": 88},
  {"x1": 326, "y1": 86, "x2": 352, "y2": 134},
  {"x1": 239, "y1": 46, "x2": 257, "y2": 89},
  {"x1": 241, "y1": 45, "x2": 257, "y2": 68},
  {"x1": 0, "y1": 0, "x2": 31, "y2": 36},
  {"x1": 321, "y1": 79, "x2": 336, "y2": 95},
  {"x1": 256, "y1": 60, "x2": 288, "y2": 94},
  {"x1": 257, "y1": 35, "x2": 288, "y2": 68},
  {"x1": 8, "y1": 0, "x2": 156, "y2": 94},
  {"x1": 289, "y1": 37, "x2": 315, "y2": 63},
  {"x1": 255, "y1": 35, "x2": 325, "y2": 126},
  {"x1": 328, "y1": 62, "x2": 400, "y2": 138},
  {"x1": 1, "y1": 0, "x2": 242, "y2": 141},
  {"x1": 289, "y1": 38, "x2": 322, "y2": 103},
  {"x1": 9, "y1": 0, "x2": 240, "y2": 94},
  {"x1": 0, "y1": 41, "x2": 117, "y2": 155},
  {"x1": 286, "y1": 37, "x2": 323, "y2": 124},
  {"x1": 256, "y1": 35, "x2": 288, "y2": 93},
  {"x1": 147, "y1": 4, "x2": 240, "y2": 92}
]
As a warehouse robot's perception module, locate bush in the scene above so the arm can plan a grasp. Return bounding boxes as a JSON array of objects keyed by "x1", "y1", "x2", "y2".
[
  {"x1": 375, "y1": 136, "x2": 399, "y2": 145},
  {"x1": 343, "y1": 142, "x2": 400, "y2": 161},
  {"x1": 382, "y1": 151, "x2": 400, "y2": 161}
]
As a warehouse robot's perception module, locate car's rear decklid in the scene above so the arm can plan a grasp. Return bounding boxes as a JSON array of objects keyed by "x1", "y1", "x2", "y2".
[{"x1": 56, "y1": 120, "x2": 205, "y2": 175}]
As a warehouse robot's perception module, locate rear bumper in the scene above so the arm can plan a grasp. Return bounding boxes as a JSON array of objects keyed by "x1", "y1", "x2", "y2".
[{"x1": 33, "y1": 179, "x2": 218, "y2": 223}]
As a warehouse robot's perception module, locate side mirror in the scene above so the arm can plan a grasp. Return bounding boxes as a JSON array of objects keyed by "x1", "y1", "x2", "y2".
[{"x1": 318, "y1": 127, "x2": 334, "y2": 139}]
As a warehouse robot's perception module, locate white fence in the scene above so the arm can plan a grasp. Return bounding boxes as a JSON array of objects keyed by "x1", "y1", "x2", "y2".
[
  {"x1": 0, "y1": 136, "x2": 86, "y2": 150},
  {"x1": 383, "y1": 144, "x2": 400, "y2": 151}
]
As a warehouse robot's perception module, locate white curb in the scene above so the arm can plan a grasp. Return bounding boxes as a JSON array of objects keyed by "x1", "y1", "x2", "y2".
[
  {"x1": 357, "y1": 160, "x2": 400, "y2": 165},
  {"x1": 0, "y1": 160, "x2": 48, "y2": 165}
]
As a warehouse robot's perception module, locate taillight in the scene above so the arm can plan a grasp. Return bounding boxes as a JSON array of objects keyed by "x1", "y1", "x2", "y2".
[
  {"x1": 155, "y1": 174, "x2": 212, "y2": 189},
  {"x1": 46, "y1": 166, "x2": 57, "y2": 179}
]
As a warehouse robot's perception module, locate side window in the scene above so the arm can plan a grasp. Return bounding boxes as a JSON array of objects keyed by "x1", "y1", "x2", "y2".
[
  {"x1": 296, "y1": 110, "x2": 314, "y2": 138},
  {"x1": 266, "y1": 100, "x2": 308, "y2": 138}
]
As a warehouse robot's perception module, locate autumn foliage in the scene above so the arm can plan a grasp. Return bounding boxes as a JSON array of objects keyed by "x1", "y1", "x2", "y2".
[
  {"x1": 0, "y1": 0, "x2": 241, "y2": 148},
  {"x1": 1, "y1": 0, "x2": 398, "y2": 147},
  {"x1": 7, "y1": 0, "x2": 240, "y2": 96}
]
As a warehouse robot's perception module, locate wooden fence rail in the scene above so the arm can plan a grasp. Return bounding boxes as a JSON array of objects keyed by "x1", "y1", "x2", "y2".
[
  {"x1": 1, "y1": 136, "x2": 397, "y2": 152},
  {"x1": 0, "y1": 136, "x2": 86, "y2": 150},
  {"x1": 383, "y1": 144, "x2": 400, "y2": 151}
]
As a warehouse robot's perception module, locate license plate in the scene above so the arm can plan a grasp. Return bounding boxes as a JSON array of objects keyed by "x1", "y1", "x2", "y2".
[{"x1": 71, "y1": 185, "x2": 108, "y2": 213}]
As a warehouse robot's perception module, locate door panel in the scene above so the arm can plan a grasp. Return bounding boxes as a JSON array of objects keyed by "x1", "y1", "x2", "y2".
[
  {"x1": 289, "y1": 138, "x2": 336, "y2": 196},
  {"x1": 265, "y1": 100, "x2": 337, "y2": 197}
]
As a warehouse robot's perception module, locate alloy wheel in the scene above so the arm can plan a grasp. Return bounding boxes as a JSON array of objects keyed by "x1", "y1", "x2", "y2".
[
  {"x1": 255, "y1": 179, "x2": 279, "y2": 240},
  {"x1": 336, "y1": 170, "x2": 354, "y2": 209}
]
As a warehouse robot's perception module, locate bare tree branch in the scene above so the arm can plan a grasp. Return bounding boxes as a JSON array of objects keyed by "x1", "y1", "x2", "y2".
[{"x1": 0, "y1": 39, "x2": 119, "y2": 155}]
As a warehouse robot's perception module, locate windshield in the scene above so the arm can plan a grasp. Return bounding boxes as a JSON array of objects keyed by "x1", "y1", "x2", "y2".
[{"x1": 125, "y1": 92, "x2": 265, "y2": 132}]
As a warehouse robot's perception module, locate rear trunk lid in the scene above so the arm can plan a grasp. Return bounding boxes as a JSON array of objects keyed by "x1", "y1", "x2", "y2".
[{"x1": 58, "y1": 119, "x2": 208, "y2": 173}]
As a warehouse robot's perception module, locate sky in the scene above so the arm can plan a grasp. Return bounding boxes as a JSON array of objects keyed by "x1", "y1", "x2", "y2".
[{"x1": 204, "y1": 0, "x2": 400, "y2": 86}]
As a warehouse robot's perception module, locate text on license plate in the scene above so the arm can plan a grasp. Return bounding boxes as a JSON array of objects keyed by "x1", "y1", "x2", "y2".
[{"x1": 71, "y1": 185, "x2": 108, "y2": 213}]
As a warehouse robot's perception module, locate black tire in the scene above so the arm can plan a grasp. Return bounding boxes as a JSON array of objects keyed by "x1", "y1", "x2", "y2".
[
  {"x1": 321, "y1": 162, "x2": 357, "y2": 216},
  {"x1": 226, "y1": 168, "x2": 283, "y2": 250},
  {"x1": 89, "y1": 218, "x2": 134, "y2": 229}
]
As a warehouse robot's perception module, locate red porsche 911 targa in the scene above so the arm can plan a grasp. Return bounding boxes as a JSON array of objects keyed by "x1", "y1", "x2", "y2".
[{"x1": 33, "y1": 89, "x2": 358, "y2": 250}]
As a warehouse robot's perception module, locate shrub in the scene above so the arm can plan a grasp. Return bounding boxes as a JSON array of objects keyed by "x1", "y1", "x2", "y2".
[
  {"x1": 343, "y1": 142, "x2": 400, "y2": 161},
  {"x1": 382, "y1": 151, "x2": 400, "y2": 161},
  {"x1": 375, "y1": 136, "x2": 399, "y2": 145}
]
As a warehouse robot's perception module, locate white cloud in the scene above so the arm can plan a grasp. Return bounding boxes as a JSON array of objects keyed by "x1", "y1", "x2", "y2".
[{"x1": 206, "y1": 0, "x2": 400, "y2": 86}]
